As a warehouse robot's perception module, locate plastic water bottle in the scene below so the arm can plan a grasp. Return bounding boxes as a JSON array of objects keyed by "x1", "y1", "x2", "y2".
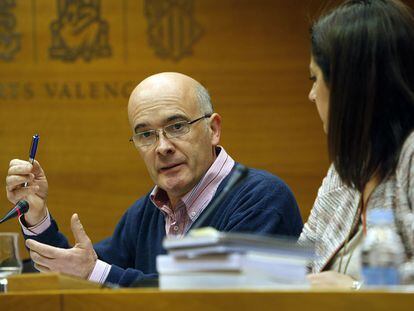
[{"x1": 361, "y1": 209, "x2": 405, "y2": 286}]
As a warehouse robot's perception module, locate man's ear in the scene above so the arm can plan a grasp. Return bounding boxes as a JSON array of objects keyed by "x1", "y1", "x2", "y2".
[{"x1": 209, "y1": 113, "x2": 222, "y2": 146}]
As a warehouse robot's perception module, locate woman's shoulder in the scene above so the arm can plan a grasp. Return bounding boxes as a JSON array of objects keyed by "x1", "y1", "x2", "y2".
[
  {"x1": 317, "y1": 164, "x2": 348, "y2": 196},
  {"x1": 314, "y1": 164, "x2": 359, "y2": 210}
]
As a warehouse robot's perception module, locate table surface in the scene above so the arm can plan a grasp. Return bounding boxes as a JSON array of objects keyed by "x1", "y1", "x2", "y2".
[{"x1": 1, "y1": 274, "x2": 414, "y2": 311}]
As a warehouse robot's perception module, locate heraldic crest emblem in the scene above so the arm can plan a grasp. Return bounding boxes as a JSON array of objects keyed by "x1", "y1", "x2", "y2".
[
  {"x1": 0, "y1": 0, "x2": 21, "y2": 62},
  {"x1": 49, "y1": 0, "x2": 111, "y2": 62},
  {"x1": 144, "y1": 0, "x2": 203, "y2": 61}
]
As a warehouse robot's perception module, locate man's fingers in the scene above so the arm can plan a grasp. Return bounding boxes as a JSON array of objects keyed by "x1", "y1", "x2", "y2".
[
  {"x1": 9, "y1": 159, "x2": 31, "y2": 168},
  {"x1": 71, "y1": 214, "x2": 90, "y2": 245},
  {"x1": 26, "y1": 239, "x2": 61, "y2": 259},
  {"x1": 8, "y1": 161, "x2": 33, "y2": 175},
  {"x1": 31, "y1": 160, "x2": 45, "y2": 177},
  {"x1": 30, "y1": 249, "x2": 54, "y2": 268},
  {"x1": 6, "y1": 175, "x2": 36, "y2": 191},
  {"x1": 6, "y1": 185, "x2": 39, "y2": 203}
]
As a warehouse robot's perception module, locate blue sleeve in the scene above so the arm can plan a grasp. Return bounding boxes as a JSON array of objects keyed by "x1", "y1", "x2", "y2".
[
  {"x1": 22, "y1": 217, "x2": 70, "y2": 248},
  {"x1": 105, "y1": 265, "x2": 158, "y2": 287},
  {"x1": 222, "y1": 170, "x2": 303, "y2": 237},
  {"x1": 93, "y1": 210, "x2": 135, "y2": 269}
]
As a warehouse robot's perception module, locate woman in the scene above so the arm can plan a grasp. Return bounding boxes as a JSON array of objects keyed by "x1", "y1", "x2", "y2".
[{"x1": 300, "y1": 0, "x2": 414, "y2": 289}]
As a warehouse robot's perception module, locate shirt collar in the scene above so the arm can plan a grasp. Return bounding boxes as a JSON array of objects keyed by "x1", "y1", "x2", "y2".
[{"x1": 150, "y1": 146, "x2": 234, "y2": 218}]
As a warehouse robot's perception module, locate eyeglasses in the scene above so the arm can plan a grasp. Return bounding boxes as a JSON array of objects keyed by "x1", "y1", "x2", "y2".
[{"x1": 129, "y1": 114, "x2": 212, "y2": 147}]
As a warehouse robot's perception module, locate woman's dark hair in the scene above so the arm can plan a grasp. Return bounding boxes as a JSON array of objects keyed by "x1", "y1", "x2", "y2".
[{"x1": 311, "y1": 0, "x2": 414, "y2": 191}]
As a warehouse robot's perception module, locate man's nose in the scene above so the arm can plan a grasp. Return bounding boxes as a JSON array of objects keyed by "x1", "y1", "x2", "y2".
[{"x1": 155, "y1": 130, "x2": 175, "y2": 155}]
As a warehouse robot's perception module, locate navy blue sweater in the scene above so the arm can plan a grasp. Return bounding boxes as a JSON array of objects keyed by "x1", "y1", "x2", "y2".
[{"x1": 24, "y1": 166, "x2": 303, "y2": 286}]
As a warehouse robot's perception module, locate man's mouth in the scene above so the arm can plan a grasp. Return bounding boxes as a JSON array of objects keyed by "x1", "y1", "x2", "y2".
[{"x1": 159, "y1": 163, "x2": 184, "y2": 172}]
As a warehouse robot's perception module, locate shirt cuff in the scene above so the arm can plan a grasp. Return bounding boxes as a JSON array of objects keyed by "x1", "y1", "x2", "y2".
[
  {"x1": 19, "y1": 209, "x2": 51, "y2": 236},
  {"x1": 88, "y1": 260, "x2": 111, "y2": 284}
]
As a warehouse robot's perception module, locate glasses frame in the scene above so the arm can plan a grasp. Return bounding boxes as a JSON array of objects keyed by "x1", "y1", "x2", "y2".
[{"x1": 129, "y1": 114, "x2": 212, "y2": 147}]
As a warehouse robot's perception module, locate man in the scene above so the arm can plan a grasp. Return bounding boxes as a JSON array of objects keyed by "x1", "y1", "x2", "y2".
[{"x1": 6, "y1": 72, "x2": 303, "y2": 286}]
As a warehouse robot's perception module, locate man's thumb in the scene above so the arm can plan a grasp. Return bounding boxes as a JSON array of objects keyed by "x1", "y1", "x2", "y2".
[{"x1": 71, "y1": 213, "x2": 90, "y2": 245}]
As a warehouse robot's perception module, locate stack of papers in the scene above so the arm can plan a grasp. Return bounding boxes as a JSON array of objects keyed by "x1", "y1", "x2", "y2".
[{"x1": 157, "y1": 228, "x2": 314, "y2": 289}]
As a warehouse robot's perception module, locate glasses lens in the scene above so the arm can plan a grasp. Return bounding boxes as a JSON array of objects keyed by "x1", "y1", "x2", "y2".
[
  {"x1": 164, "y1": 121, "x2": 190, "y2": 138},
  {"x1": 134, "y1": 130, "x2": 156, "y2": 146}
]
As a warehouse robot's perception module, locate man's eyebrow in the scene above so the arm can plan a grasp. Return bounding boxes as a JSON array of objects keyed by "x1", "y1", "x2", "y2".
[
  {"x1": 165, "y1": 114, "x2": 189, "y2": 123},
  {"x1": 134, "y1": 123, "x2": 148, "y2": 133},
  {"x1": 166, "y1": 114, "x2": 188, "y2": 122}
]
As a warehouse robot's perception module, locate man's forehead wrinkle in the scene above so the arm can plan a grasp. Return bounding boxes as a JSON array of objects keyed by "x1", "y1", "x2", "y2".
[
  {"x1": 138, "y1": 94, "x2": 184, "y2": 104},
  {"x1": 131, "y1": 100, "x2": 188, "y2": 130},
  {"x1": 133, "y1": 87, "x2": 196, "y2": 115}
]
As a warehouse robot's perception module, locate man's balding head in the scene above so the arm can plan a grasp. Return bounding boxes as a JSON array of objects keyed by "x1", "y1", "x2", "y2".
[
  {"x1": 128, "y1": 72, "x2": 212, "y2": 122},
  {"x1": 127, "y1": 72, "x2": 221, "y2": 207}
]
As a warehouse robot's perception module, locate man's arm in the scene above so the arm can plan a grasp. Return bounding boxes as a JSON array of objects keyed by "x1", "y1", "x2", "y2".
[
  {"x1": 7, "y1": 159, "x2": 159, "y2": 286},
  {"x1": 20, "y1": 205, "x2": 157, "y2": 286},
  {"x1": 20, "y1": 209, "x2": 157, "y2": 286}
]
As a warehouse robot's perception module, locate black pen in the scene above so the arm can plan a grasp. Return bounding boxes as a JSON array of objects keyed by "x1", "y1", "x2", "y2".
[{"x1": 23, "y1": 134, "x2": 39, "y2": 187}]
